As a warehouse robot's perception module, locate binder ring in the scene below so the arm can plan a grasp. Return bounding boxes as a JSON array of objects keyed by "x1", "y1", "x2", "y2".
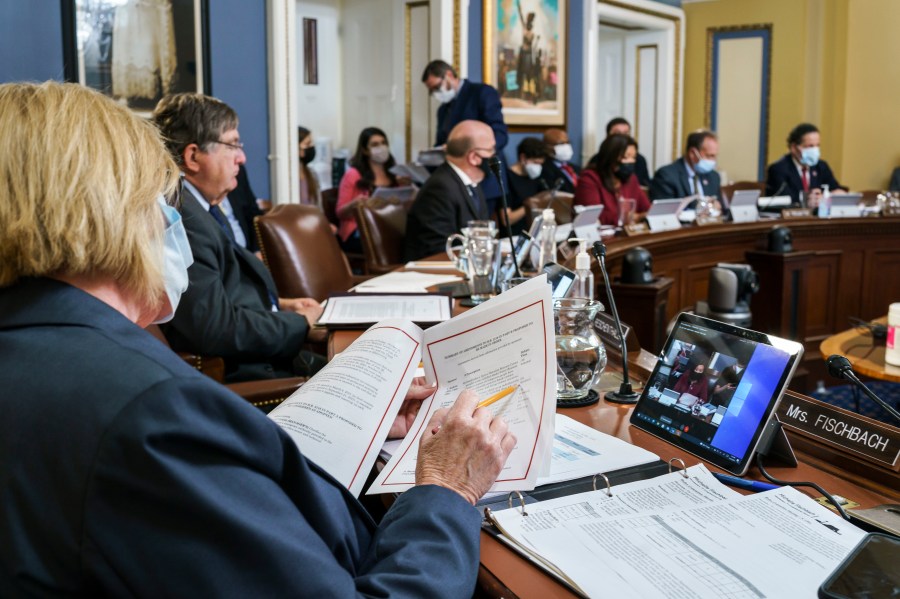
[
  {"x1": 668, "y1": 457, "x2": 689, "y2": 478},
  {"x1": 592, "y1": 473, "x2": 612, "y2": 497},
  {"x1": 507, "y1": 491, "x2": 527, "y2": 516}
]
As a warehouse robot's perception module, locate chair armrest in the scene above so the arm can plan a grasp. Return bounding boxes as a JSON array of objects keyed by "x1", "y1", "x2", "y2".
[
  {"x1": 226, "y1": 377, "x2": 306, "y2": 413},
  {"x1": 177, "y1": 352, "x2": 225, "y2": 383}
]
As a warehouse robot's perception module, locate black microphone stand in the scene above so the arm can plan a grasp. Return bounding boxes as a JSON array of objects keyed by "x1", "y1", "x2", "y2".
[
  {"x1": 488, "y1": 156, "x2": 521, "y2": 278},
  {"x1": 592, "y1": 241, "x2": 640, "y2": 404},
  {"x1": 827, "y1": 355, "x2": 900, "y2": 423}
]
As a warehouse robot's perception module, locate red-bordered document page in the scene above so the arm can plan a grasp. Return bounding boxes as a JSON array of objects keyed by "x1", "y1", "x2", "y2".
[
  {"x1": 368, "y1": 276, "x2": 555, "y2": 496},
  {"x1": 269, "y1": 319, "x2": 422, "y2": 497}
]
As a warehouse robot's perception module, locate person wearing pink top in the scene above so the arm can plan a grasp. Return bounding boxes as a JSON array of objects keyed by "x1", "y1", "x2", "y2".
[
  {"x1": 574, "y1": 134, "x2": 650, "y2": 227},
  {"x1": 336, "y1": 127, "x2": 403, "y2": 254}
]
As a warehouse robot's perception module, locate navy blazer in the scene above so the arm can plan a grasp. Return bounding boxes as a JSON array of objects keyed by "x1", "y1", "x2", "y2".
[
  {"x1": 765, "y1": 154, "x2": 842, "y2": 206},
  {"x1": 0, "y1": 278, "x2": 481, "y2": 597},
  {"x1": 540, "y1": 159, "x2": 580, "y2": 194},
  {"x1": 162, "y1": 188, "x2": 309, "y2": 382},
  {"x1": 404, "y1": 162, "x2": 487, "y2": 261},
  {"x1": 649, "y1": 157, "x2": 721, "y2": 201},
  {"x1": 436, "y1": 80, "x2": 508, "y2": 200}
]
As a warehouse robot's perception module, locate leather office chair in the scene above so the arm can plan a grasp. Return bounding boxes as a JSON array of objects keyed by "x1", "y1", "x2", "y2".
[
  {"x1": 523, "y1": 191, "x2": 575, "y2": 229},
  {"x1": 354, "y1": 197, "x2": 408, "y2": 274},
  {"x1": 255, "y1": 203, "x2": 361, "y2": 302},
  {"x1": 145, "y1": 324, "x2": 305, "y2": 413},
  {"x1": 321, "y1": 187, "x2": 340, "y2": 230}
]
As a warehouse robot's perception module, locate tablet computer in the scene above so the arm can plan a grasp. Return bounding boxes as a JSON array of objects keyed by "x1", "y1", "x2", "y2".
[{"x1": 630, "y1": 313, "x2": 803, "y2": 475}]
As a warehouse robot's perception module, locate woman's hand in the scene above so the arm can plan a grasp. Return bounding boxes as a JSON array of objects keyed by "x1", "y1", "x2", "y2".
[{"x1": 415, "y1": 390, "x2": 516, "y2": 505}]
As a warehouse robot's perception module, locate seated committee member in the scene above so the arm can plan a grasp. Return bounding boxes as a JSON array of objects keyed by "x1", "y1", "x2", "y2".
[
  {"x1": 711, "y1": 360, "x2": 745, "y2": 409},
  {"x1": 0, "y1": 82, "x2": 515, "y2": 597},
  {"x1": 649, "y1": 130, "x2": 721, "y2": 202},
  {"x1": 504, "y1": 137, "x2": 547, "y2": 234},
  {"x1": 298, "y1": 125, "x2": 320, "y2": 206},
  {"x1": 673, "y1": 362, "x2": 710, "y2": 405},
  {"x1": 575, "y1": 134, "x2": 650, "y2": 227},
  {"x1": 152, "y1": 93, "x2": 325, "y2": 382},
  {"x1": 336, "y1": 127, "x2": 404, "y2": 255},
  {"x1": 540, "y1": 128, "x2": 579, "y2": 193},
  {"x1": 766, "y1": 123, "x2": 846, "y2": 209},
  {"x1": 605, "y1": 117, "x2": 651, "y2": 187},
  {"x1": 403, "y1": 120, "x2": 496, "y2": 261}
]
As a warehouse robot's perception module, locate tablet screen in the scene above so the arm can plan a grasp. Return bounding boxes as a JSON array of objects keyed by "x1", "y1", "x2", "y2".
[{"x1": 630, "y1": 313, "x2": 803, "y2": 475}]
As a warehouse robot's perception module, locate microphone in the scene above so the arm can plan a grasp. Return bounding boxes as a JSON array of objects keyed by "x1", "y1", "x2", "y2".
[
  {"x1": 592, "y1": 241, "x2": 640, "y2": 404},
  {"x1": 759, "y1": 180, "x2": 789, "y2": 210},
  {"x1": 488, "y1": 155, "x2": 521, "y2": 278},
  {"x1": 826, "y1": 355, "x2": 900, "y2": 423}
]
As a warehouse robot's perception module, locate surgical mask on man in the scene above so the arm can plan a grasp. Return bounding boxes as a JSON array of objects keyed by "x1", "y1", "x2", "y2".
[
  {"x1": 524, "y1": 162, "x2": 543, "y2": 179},
  {"x1": 554, "y1": 143, "x2": 574, "y2": 163},
  {"x1": 799, "y1": 146, "x2": 820, "y2": 167},
  {"x1": 153, "y1": 196, "x2": 194, "y2": 324},
  {"x1": 432, "y1": 81, "x2": 457, "y2": 104},
  {"x1": 369, "y1": 145, "x2": 391, "y2": 165}
]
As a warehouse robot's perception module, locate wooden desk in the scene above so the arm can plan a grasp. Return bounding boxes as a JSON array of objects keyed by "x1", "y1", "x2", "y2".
[{"x1": 820, "y1": 318, "x2": 900, "y2": 383}]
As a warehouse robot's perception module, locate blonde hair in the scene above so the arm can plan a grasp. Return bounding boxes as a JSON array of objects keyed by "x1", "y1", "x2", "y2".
[{"x1": 0, "y1": 82, "x2": 179, "y2": 306}]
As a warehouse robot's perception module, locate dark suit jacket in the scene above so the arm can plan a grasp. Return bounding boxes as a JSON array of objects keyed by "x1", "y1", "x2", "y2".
[
  {"x1": 649, "y1": 157, "x2": 721, "y2": 201},
  {"x1": 403, "y1": 162, "x2": 487, "y2": 261},
  {"x1": 163, "y1": 188, "x2": 309, "y2": 382},
  {"x1": 540, "y1": 159, "x2": 580, "y2": 194},
  {"x1": 765, "y1": 154, "x2": 842, "y2": 206},
  {"x1": 890, "y1": 167, "x2": 900, "y2": 192},
  {"x1": 436, "y1": 80, "x2": 508, "y2": 200},
  {"x1": 227, "y1": 164, "x2": 264, "y2": 252},
  {"x1": 0, "y1": 278, "x2": 481, "y2": 597}
]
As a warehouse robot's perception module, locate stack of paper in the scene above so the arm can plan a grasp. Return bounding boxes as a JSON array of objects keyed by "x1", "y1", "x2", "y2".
[{"x1": 350, "y1": 271, "x2": 463, "y2": 293}]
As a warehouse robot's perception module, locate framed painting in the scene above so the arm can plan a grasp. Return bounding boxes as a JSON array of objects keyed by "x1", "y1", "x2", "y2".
[
  {"x1": 483, "y1": 0, "x2": 567, "y2": 128},
  {"x1": 61, "y1": 0, "x2": 210, "y2": 115}
]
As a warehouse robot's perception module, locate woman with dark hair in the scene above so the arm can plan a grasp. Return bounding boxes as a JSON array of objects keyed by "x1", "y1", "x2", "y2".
[
  {"x1": 574, "y1": 134, "x2": 650, "y2": 226},
  {"x1": 297, "y1": 126, "x2": 320, "y2": 206},
  {"x1": 336, "y1": 127, "x2": 402, "y2": 254}
]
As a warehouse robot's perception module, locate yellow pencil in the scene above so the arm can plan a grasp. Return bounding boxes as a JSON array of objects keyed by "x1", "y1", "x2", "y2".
[{"x1": 477, "y1": 385, "x2": 518, "y2": 409}]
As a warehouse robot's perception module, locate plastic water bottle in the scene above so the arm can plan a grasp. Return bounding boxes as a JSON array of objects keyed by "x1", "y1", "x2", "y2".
[
  {"x1": 538, "y1": 208, "x2": 557, "y2": 269},
  {"x1": 571, "y1": 239, "x2": 594, "y2": 300},
  {"x1": 819, "y1": 184, "x2": 831, "y2": 217}
]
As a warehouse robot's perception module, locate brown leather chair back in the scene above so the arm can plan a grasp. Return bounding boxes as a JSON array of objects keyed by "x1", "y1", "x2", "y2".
[
  {"x1": 254, "y1": 204, "x2": 353, "y2": 302},
  {"x1": 354, "y1": 197, "x2": 408, "y2": 274},
  {"x1": 721, "y1": 181, "x2": 766, "y2": 202},
  {"x1": 523, "y1": 191, "x2": 575, "y2": 229},
  {"x1": 321, "y1": 187, "x2": 339, "y2": 229}
]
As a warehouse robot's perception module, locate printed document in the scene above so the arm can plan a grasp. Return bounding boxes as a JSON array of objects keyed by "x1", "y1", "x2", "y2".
[
  {"x1": 368, "y1": 275, "x2": 556, "y2": 495},
  {"x1": 318, "y1": 295, "x2": 451, "y2": 326}
]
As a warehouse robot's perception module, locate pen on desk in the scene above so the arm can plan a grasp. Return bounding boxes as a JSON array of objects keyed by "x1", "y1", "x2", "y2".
[
  {"x1": 712, "y1": 472, "x2": 780, "y2": 493},
  {"x1": 476, "y1": 385, "x2": 518, "y2": 409}
]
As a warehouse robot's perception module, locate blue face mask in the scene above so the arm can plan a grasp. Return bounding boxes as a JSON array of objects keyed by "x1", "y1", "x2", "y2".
[
  {"x1": 799, "y1": 146, "x2": 820, "y2": 167},
  {"x1": 694, "y1": 157, "x2": 716, "y2": 175},
  {"x1": 153, "y1": 196, "x2": 194, "y2": 324}
]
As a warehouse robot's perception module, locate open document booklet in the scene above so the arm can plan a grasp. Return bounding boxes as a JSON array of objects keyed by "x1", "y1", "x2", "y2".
[
  {"x1": 268, "y1": 276, "x2": 556, "y2": 497},
  {"x1": 485, "y1": 463, "x2": 866, "y2": 598}
]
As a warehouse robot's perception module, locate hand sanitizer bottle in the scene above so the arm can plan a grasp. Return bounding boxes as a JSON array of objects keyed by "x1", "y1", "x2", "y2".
[
  {"x1": 538, "y1": 208, "x2": 557, "y2": 268},
  {"x1": 820, "y1": 184, "x2": 831, "y2": 217},
  {"x1": 571, "y1": 239, "x2": 594, "y2": 300}
]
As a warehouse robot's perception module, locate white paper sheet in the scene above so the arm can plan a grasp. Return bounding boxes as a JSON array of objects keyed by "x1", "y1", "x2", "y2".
[
  {"x1": 318, "y1": 295, "x2": 450, "y2": 325},
  {"x1": 350, "y1": 271, "x2": 462, "y2": 293}
]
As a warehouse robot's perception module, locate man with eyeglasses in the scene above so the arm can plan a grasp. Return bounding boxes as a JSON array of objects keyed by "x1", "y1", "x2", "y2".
[
  {"x1": 152, "y1": 93, "x2": 325, "y2": 383},
  {"x1": 403, "y1": 120, "x2": 497, "y2": 261}
]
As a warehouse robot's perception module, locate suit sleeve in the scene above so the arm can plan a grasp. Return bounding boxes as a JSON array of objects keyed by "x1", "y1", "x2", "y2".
[
  {"x1": 891, "y1": 167, "x2": 900, "y2": 193},
  {"x1": 404, "y1": 181, "x2": 460, "y2": 260},
  {"x1": 649, "y1": 167, "x2": 677, "y2": 201},
  {"x1": 821, "y1": 162, "x2": 842, "y2": 191},
  {"x1": 169, "y1": 217, "x2": 308, "y2": 361},
  {"x1": 574, "y1": 170, "x2": 602, "y2": 207},
  {"x1": 479, "y1": 85, "x2": 509, "y2": 151},
  {"x1": 84, "y1": 379, "x2": 481, "y2": 598},
  {"x1": 765, "y1": 162, "x2": 786, "y2": 197}
]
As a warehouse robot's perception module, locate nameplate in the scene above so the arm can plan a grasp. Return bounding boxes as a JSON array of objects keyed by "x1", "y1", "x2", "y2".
[
  {"x1": 592, "y1": 311, "x2": 633, "y2": 354},
  {"x1": 777, "y1": 395, "x2": 900, "y2": 468},
  {"x1": 695, "y1": 215, "x2": 724, "y2": 226},
  {"x1": 781, "y1": 208, "x2": 813, "y2": 219},
  {"x1": 623, "y1": 222, "x2": 650, "y2": 236},
  {"x1": 729, "y1": 205, "x2": 759, "y2": 224},
  {"x1": 646, "y1": 214, "x2": 681, "y2": 232}
]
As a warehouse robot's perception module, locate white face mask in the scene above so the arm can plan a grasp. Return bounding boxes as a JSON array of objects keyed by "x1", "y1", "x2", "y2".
[
  {"x1": 524, "y1": 162, "x2": 543, "y2": 180},
  {"x1": 554, "y1": 143, "x2": 574, "y2": 163},
  {"x1": 153, "y1": 196, "x2": 194, "y2": 324},
  {"x1": 432, "y1": 81, "x2": 457, "y2": 104},
  {"x1": 369, "y1": 145, "x2": 391, "y2": 164}
]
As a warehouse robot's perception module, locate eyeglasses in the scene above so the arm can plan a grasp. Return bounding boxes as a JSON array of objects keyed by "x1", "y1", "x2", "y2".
[{"x1": 208, "y1": 139, "x2": 245, "y2": 153}]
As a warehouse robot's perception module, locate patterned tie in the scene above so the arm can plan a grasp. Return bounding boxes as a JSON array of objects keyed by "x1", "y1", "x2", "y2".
[
  {"x1": 209, "y1": 204, "x2": 236, "y2": 243},
  {"x1": 561, "y1": 163, "x2": 578, "y2": 186}
]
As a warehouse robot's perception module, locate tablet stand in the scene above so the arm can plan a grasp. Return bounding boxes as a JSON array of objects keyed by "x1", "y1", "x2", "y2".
[{"x1": 755, "y1": 416, "x2": 798, "y2": 468}]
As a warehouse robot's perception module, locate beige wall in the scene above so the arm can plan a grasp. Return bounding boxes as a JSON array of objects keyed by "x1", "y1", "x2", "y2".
[{"x1": 682, "y1": 0, "x2": 899, "y2": 190}]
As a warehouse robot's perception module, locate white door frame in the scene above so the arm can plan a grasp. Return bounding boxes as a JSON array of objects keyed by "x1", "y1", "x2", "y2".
[{"x1": 582, "y1": 0, "x2": 685, "y2": 166}]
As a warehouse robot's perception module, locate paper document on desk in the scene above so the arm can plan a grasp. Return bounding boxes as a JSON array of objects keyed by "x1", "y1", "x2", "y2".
[
  {"x1": 318, "y1": 294, "x2": 451, "y2": 326},
  {"x1": 350, "y1": 271, "x2": 462, "y2": 293},
  {"x1": 268, "y1": 319, "x2": 422, "y2": 496},
  {"x1": 491, "y1": 464, "x2": 865, "y2": 598},
  {"x1": 536, "y1": 415, "x2": 659, "y2": 486},
  {"x1": 368, "y1": 275, "x2": 556, "y2": 496}
]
